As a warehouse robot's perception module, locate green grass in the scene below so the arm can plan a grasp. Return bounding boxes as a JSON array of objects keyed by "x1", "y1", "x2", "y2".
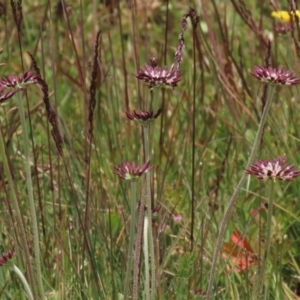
[{"x1": 1, "y1": 0, "x2": 300, "y2": 299}]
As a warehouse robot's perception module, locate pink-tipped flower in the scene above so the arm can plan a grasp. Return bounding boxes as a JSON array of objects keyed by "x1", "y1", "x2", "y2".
[
  {"x1": 250, "y1": 66, "x2": 300, "y2": 85},
  {"x1": 0, "y1": 248, "x2": 14, "y2": 267},
  {"x1": 0, "y1": 71, "x2": 39, "y2": 89},
  {"x1": 0, "y1": 71, "x2": 39, "y2": 104},
  {"x1": 246, "y1": 155, "x2": 300, "y2": 181},
  {"x1": 126, "y1": 109, "x2": 162, "y2": 125},
  {"x1": 114, "y1": 161, "x2": 153, "y2": 180},
  {"x1": 135, "y1": 64, "x2": 182, "y2": 90},
  {"x1": 173, "y1": 215, "x2": 183, "y2": 222}
]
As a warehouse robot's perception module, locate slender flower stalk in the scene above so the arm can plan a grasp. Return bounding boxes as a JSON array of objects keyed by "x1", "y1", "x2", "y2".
[
  {"x1": 12, "y1": 264, "x2": 34, "y2": 300},
  {"x1": 114, "y1": 161, "x2": 153, "y2": 299},
  {"x1": 123, "y1": 180, "x2": 137, "y2": 300},
  {"x1": 142, "y1": 125, "x2": 156, "y2": 299},
  {"x1": 206, "y1": 66, "x2": 300, "y2": 299},
  {"x1": 252, "y1": 178, "x2": 274, "y2": 298},
  {"x1": 131, "y1": 9, "x2": 197, "y2": 299},
  {"x1": 207, "y1": 64, "x2": 300, "y2": 299},
  {"x1": 143, "y1": 215, "x2": 150, "y2": 300},
  {"x1": 0, "y1": 103, "x2": 38, "y2": 299},
  {"x1": 206, "y1": 84, "x2": 276, "y2": 299},
  {"x1": 16, "y1": 91, "x2": 45, "y2": 299},
  {"x1": 133, "y1": 182, "x2": 146, "y2": 300},
  {"x1": 126, "y1": 110, "x2": 160, "y2": 299}
]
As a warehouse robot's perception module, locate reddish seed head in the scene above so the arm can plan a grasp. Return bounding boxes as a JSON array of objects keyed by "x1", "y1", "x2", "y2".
[
  {"x1": 250, "y1": 66, "x2": 300, "y2": 85},
  {"x1": 246, "y1": 155, "x2": 300, "y2": 181},
  {"x1": 113, "y1": 161, "x2": 153, "y2": 180}
]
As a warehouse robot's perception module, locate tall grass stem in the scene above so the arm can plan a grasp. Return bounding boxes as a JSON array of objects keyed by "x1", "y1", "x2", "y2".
[
  {"x1": 206, "y1": 85, "x2": 276, "y2": 299},
  {"x1": 133, "y1": 180, "x2": 146, "y2": 300},
  {"x1": 17, "y1": 92, "x2": 45, "y2": 299},
  {"x1": 143, "y1": 215, "x2": 150, "y2": 300},
  {"x1": 0, "y1": 125, "x2": 38, "y2": 299},
  {"x1": 142, "y1": 125, "x2": 156, "y2": 299},
  {"x1": 12, "y1": 264, "x2": 34, "y2": 300},
  {"x1": 252, "y1": 180, "x2": 274, "y2": 298},
  {"x1": 124, "y1": 180, "x2": 137, "y2": 299}
]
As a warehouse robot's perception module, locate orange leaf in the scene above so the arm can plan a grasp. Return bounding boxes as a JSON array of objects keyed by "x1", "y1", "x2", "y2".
[{"x1": 231, "y1": 230, "x2": 255, "y2": 254}]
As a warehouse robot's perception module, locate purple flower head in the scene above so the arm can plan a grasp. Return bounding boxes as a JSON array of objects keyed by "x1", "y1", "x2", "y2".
[
  {"x1": 126, "y1": 109, "x2": 162, "y2": 126},
  {"x1": 0, "y1": 71, "x2": 39, "y2": 104},
  {"x1": 246, "y1": 155, "x2": 300, "y2": 181},
  {"x1": 135, "y1": 64, "x2": 182, "y2": 90},
  {"x1": 0, "y1": 71, "x2": 39, "y2": 89},
  {"x1": 114, "y1": 161, "x2": 153, "y2": 180},
  {"x1": 250, "y1": 66, "x2": 300, "y2": 85}
]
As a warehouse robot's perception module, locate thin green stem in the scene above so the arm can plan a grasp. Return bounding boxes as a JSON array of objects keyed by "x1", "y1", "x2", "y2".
[
  {"x1": 12, "y1": 264, "x2": 34, "y2": 300},
  {"x1": 143, "y1": 215, "x2": 150, "y2": 300},
  {"x1": 252, "y1": 180, "x2": 274, "y2": 298},
  {"x1": 143, "y1": 125, "x2": 151, "y2": 164},
  {"x1": 0, "y1": 124, "x2": 38, "y2": 299},
  {"x1": 133, "y1": 180, "x2": 146, "y2": 300},
  {"x1": 142, "y1": 125, "x2": 156, "y2": 299},
  {"x1": 124, "y1": 180, "x2": 137, "y2": 300},
  {"x1": 17, "y1": 92, "x2": 45, "y2": 299},
  {"x1": 206, "y1": 85, "x2": 276, "y2": 300}
]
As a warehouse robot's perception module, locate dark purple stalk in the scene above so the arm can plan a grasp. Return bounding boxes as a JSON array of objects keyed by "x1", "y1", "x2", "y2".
[
  {"x1": 190, "y1": 17, "x2": 196, "y2": 252},
  {"x1": 85, "y1": 30, "x2": 101, "y2": 229},
  {"x1": 117, "y1": 0, "x2": 129, "y2": 111},
  {"x1": 201, "y1": 0, "x2": 239, "y2": 119},
  {"x1": 158, "y1": 0, "x2": 169, "y2": 166}
]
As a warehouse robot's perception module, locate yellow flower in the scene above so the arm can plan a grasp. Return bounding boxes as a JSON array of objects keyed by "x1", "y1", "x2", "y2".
[{"x1": 271, "y1": 10, "x2": 300, "y2": 23}]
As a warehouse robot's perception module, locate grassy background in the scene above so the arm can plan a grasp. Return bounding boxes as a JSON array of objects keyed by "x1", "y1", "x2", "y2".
[{"x1": 1, "y1": 0, "x2": 300, "y2": 299}]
